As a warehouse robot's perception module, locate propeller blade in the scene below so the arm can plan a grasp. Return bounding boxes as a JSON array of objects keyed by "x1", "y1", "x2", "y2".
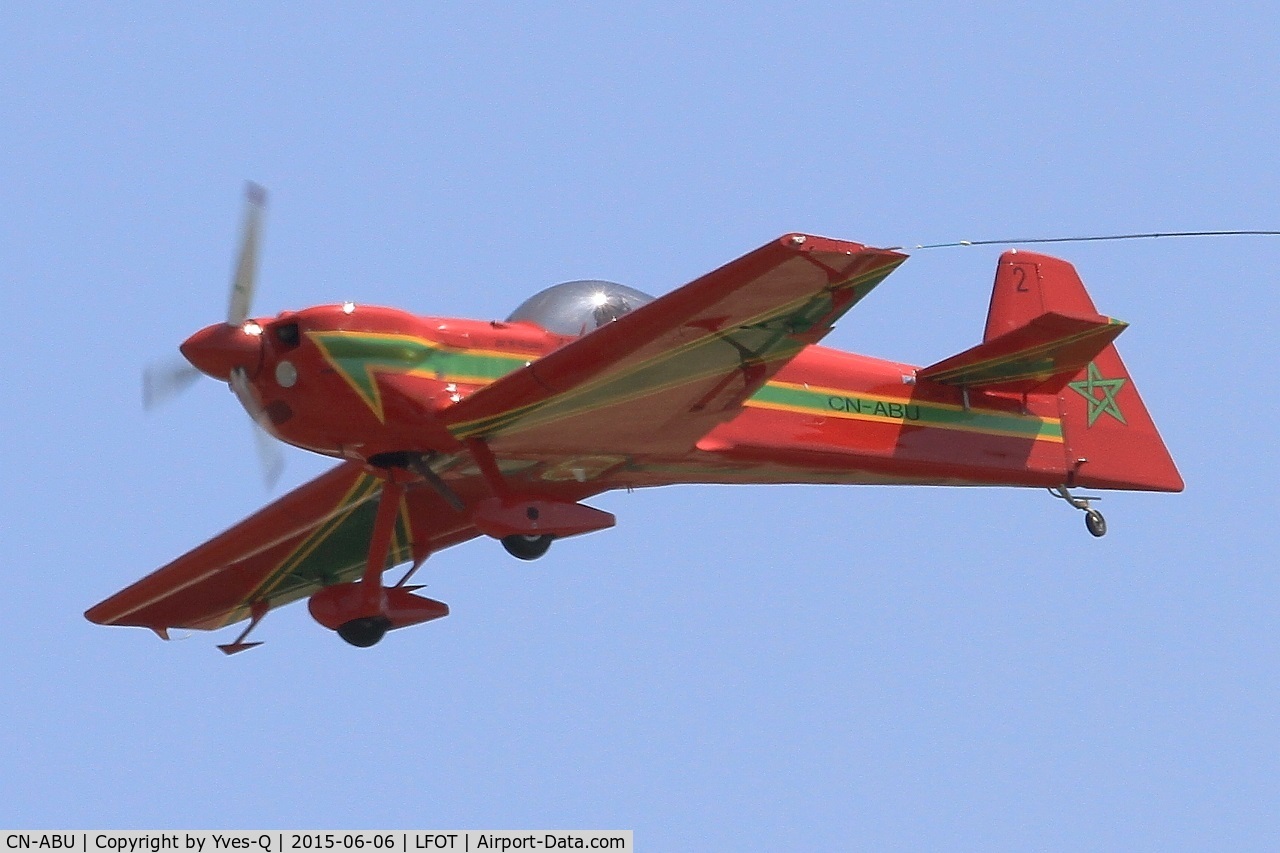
[
  {"x1": 148, "y1": 185, "x2": 283, "y2": 490},
  {"x1": 251, "y1": 420, "x2": 285, "y2": 490},
  {"x1": 230, "y1": 366, "x2": 285, "y2": 489},
  {"x1": 143, "y1": 360, "x2": 203, "y2": 410},
  {"x1": 227, "y1": 182, "x2": 267, "y2": 327},
  {"x1": 228, "y1": 365, "x2": 259, "y2": 417}
]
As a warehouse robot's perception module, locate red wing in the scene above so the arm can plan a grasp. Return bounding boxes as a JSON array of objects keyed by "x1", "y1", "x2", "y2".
[
  {"x1": 85, "y1": 462, "x2": 478, "y2": 632},
  {"x1": 443, "y1": 235, "x2": 906, "y2": 453}
]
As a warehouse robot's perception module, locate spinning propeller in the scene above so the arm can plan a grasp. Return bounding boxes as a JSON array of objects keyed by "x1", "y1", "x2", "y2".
[{"x1": 143, "y1": 183, "x2": 284, "y2": 488}]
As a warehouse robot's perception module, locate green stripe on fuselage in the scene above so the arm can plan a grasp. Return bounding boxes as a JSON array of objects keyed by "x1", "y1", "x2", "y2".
[
  {"x1": 747, "y1": 382, "x2": 1063, "y2": 441},
  {"x1": 309, "y1": 331, "x2": 530, "y2": 418}
]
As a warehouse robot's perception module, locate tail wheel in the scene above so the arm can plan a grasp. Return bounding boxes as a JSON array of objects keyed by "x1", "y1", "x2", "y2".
[
  {"x1": 1085, "y1": 509, "x2": 1107, "y2": 538},
  {"x1": 1050, "y1": 487, "x2": 1109, "y2": 539},
  {"x1": 502, "y1": 534, "x2": 554, "y2": 561}
]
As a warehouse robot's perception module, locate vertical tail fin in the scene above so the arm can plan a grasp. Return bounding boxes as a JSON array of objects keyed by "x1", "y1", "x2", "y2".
[{"x1": 987, "y1": 250, "x2": 1184, "y2": 492}]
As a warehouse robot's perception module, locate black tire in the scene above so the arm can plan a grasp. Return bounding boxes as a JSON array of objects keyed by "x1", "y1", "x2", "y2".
[
  {"x1": 1085, "y1": 510, "x2": 1107, "y2": 538},
  {"x1": 337, "y1": 616, "x2": 392, "y2": 647},
  {"x1": 501, "y1": 534, "x2": 554, "y2": 561}
]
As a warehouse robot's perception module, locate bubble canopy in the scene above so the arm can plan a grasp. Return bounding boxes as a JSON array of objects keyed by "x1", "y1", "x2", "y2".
[{"x1": 506, "y1": 279, "x2": 655, "y2": 337}]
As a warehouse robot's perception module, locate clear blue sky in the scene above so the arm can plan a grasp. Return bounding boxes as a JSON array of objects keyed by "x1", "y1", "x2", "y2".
[{"x1": 4, "y1": 3, "x2": 1278, "y2": 848}]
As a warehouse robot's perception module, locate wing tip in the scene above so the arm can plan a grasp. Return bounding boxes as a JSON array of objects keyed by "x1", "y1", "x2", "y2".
[
  {"x1": 85, "y1": 604, "x2": 176, "y2": 641},
  {"x1": 777, "y1": 234, "x2": 910, "y2": 267},
  {"x1": 84, "y1": 603, "x2": 112, "y2": 625}
]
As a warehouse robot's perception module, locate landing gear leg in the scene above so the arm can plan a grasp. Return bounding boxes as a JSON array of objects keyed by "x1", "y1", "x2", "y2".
[
  {"x1": 336, "y1": 478, "x2": 404, "y2": 648},
  {"x1": 1049, "y1": 486, "x2": 1107, "y2": 538}
]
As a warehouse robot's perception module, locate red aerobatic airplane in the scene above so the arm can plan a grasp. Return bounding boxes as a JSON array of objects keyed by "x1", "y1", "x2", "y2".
[{"x1": 88, "y1": 187, "x2": 1182, "y2": 653}]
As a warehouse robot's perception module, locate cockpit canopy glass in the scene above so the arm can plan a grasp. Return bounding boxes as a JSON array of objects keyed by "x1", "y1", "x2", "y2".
[{"x1": 506, "y1": 279, "x2": 655, "y2": 337}]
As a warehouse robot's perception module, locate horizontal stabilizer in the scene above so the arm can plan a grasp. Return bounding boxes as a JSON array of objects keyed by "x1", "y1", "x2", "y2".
[{"x1": 919, "y1": 311, "x2": 1128, "y2": 392}]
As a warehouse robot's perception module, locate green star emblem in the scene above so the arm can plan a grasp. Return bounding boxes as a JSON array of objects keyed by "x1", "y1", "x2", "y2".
[{"x1": 1068, "y1": 362, "x2": 1127, "y2": 427}]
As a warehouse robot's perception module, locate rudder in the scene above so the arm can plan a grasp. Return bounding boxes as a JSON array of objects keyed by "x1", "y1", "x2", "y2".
[{"x1": 985, "y1": 249, "x2": 1101, "y2": 339}]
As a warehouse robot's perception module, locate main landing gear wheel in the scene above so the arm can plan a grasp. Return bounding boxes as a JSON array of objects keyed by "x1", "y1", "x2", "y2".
[
  {"x1": 1085, "y1": 509, "x2": 1107, "y2": 538},
  {"x1": 501, "y1": 534, "x2": 554, "y2": 561},
  {"x1": 337, "y1": 616, "x2": 392, "y2": 648}
]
